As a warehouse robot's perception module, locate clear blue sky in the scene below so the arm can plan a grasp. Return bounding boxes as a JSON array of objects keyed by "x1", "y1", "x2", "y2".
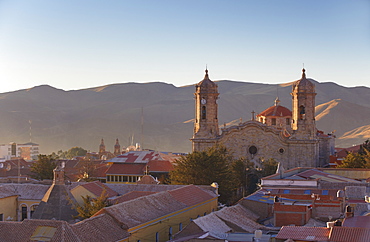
[{"x1": 0, "y1": 0, "x2": 369, "y2": 93}]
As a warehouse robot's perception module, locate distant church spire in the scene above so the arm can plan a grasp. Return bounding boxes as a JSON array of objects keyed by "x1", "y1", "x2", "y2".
[
  {"x1": 114, "y1": 138, "x2": 121, "y2": 156},
  {"x1": 99, "y1": 138, "x2": 106, "y2": 154}
]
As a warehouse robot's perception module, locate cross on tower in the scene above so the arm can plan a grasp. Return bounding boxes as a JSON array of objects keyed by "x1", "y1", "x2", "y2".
[{"x1": 251, "y1": 110, "x2": 256, "y2": 121}]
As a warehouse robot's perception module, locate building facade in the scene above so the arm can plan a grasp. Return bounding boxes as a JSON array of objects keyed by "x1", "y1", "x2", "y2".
[
  {"x1": 191, "y1": 69, "x2": 335, "y2": 169},
  {"x1": 0, "y1": 142, "x2": 39, "y2": 161}
]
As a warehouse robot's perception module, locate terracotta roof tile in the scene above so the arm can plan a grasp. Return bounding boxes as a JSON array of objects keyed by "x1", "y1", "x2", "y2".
[
  {"x1": 105, "y1": 183, "x2": 185, "y2": 195},
  {"x1": 329, "y1": 226, "x2": 370, "y2": 242},
  {"x1": 80, "y1": 181, "x2": 118, "y2": 198},
  {"x1": 0, "y1": 219, "x2": 81, "y2": 242},
  {"x1": 146, "y1": 159, "x2": 173, "y2": 172},
  {"x1": 94, "y1": 185, "x2": 217, "y2": 229},
  {"x1": 276, "y1": 226, "x2": 330, "y2": 241},
  {"x1": 168, "y1": 185, "x2": 216, "y2": 206},
  {"x1": 96, "y1": 191, "x2": 187, "y2": 228},
  {"x1": 109, "y1": 191, "x2": 157, "y2": 204},
  {"x1": 72, "y1": 213, "x2": 130, "y2": 241},
  {"x1": 342, "y1": 216, "x2": 370, "y2": 228},
  {"x1": 257, "y1": 105, "x2": 292, "y2": 117},
  {"x1": 105, "y1": 163, "x2": 146, "y2": 175}
]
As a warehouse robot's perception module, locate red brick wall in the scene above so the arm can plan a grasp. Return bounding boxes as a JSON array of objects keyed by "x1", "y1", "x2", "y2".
[{"x1": 274, "y1": 203, "x2": 311, "y2": 227}]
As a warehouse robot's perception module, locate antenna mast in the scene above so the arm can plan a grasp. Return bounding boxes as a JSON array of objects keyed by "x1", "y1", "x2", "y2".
[
  {"x1": 141, "y1": 107, "x2": 144, "y2": 150},
  {"x1": 29, "y1": 120, "x2": 32, "y2": 143}
]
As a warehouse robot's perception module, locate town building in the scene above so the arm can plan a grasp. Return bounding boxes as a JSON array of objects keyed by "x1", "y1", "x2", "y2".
[
  {"x1": 0, "y1": 142, "x2": 39, "y2": 161},
  {"x1": 191, "y1": 69, "x2": 335, "y2": 169}
]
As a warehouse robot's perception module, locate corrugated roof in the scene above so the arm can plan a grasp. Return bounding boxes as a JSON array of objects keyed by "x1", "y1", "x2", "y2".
[
  {"x1": 106, "y1": 151, "x2": 162, "y2": 163},
  {"x1": 295, "y1": 169, "x2": 361, "y2": 183},
  {"x1": 276, "y1": 226, "x2": 330, "y2": 241},
  {"x1": 244, "y1": 189, "x2": 296, "y2": 204}
]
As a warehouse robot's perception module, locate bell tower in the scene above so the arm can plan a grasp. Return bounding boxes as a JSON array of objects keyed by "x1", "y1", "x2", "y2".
[
  {"x1": 291, "y1": 68, "x2": 317, "y2": 138},
  {"x1": 99, "y1": 138, "x2": 106, "y2": 154},
  {"x1": 192, "y1": 69, "x2": 219, "y2": 151}
]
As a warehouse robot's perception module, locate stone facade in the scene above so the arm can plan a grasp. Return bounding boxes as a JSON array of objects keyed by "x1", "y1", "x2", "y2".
[{"x1": 191, "y1": 68, "x2": 335, "y2": 169}]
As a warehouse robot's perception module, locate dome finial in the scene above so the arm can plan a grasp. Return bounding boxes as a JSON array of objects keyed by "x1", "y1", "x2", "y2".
[
  {"x1": 204, "y1": 65, "x2": 209, "y2": 79},
  {"x1": 275, "y1": 97, "x2": 281, "y2": 106},
  {"x1": 302, "y1": 67, "x2": 306, "y2": 79}
]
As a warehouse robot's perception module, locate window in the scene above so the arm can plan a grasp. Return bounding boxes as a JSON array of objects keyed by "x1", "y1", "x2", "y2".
[
  {"x1": 322, "y1": 190, "x2": 329, "y2": 195},
  {"x1": 286, "y1": 118, "x2": 290, "y2": 125},
  {"x1": 279, "y1": 148, "x2": 285, "y2": 154},
  {"x1": 271, "y1": 118, "x2": 276, "y2": 125},
  {"x1": 0, "y1": 214, "x2": 3, "y2": 221},
  {"x1": 304, "y1": 190, "x2": 311, "y2": 195},
  {"x1": 21, "y1": 205, "x2": 27, "y2": 221},
  {"x1": 155, "y1": 232, "x2": 159, "y2": 242},
  {"x1": 283, "y1": 190, "x2": 290, "y2": 194},
  {"x1": 169, "y1": 227, "x2": 172, "y2": 240},
  {"x1": 249, "y1": 146, "x2": 257, "y2": 155},
  {"x1": 179, "y1": 223, "x2": 183, "y2": 231},
  {"x1": 201, "y1": 106, "x2": 206, "y2": 119}
]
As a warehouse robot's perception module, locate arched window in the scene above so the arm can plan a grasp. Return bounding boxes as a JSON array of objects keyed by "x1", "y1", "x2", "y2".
[{"x1": 201, "y1": 106, "x2": 206, "y2": 119}]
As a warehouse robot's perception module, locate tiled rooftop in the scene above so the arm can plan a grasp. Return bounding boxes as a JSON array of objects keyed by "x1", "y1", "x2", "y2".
[
  {"x1": 79, "y1": 181, "x2": 118, "y2": 198},
  {"x1": 276, "y1": 226, "x2": 330, "y2": 241}
]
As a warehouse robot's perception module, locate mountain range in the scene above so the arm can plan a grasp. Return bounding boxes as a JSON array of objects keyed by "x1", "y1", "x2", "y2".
[{"x1": 0, "y1": 79, "x2": 369, "y2": 155}]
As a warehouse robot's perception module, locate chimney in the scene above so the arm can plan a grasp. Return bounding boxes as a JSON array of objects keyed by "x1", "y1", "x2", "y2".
[
  {"x1": 345, "y1": 205, "x2": 354, "y2": 218},
  {"x1": 53, "y1": 166, "x2": 65, "y2": 185}
]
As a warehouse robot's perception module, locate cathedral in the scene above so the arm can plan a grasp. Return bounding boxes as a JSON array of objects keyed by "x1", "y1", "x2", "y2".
[{"x1": 191, "y1": 68, "x2": 335, "y2": 169}]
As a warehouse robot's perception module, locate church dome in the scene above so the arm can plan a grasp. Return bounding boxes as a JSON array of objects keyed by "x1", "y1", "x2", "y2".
[
  {"x1": 257, "y1": 104, "x2": 292, "y2": 117},
  {"x1": 292, "y1": 68, "x2": 315, "y2": 92},
  {"x1": 197, "y1": 69, "x2": 217, "y2": 88}
]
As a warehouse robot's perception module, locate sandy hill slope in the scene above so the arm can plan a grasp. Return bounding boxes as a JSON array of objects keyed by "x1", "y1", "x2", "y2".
[{"x1": 0, "y1": 80, "x2": 369, "y2": 154}]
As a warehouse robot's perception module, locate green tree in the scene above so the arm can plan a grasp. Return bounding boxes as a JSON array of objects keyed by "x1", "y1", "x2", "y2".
[
  {"x1": 77, "y1": 159, "x2": 97, "y2": 182},
  {"x1": 66, "y1": 147, "x2": 87, "y2": 159},
  {"x1": 338, "y1": 152, "x2": 368, "y2": 168},
  {"x1": 260, "y1": 158, "x2": 279, "y2": 177},
  {"x1": 74, "y1": 190, "x2": 110, "y2": 220},
  {"x1": 170, "y1": 145, "x2": 235, "y2": 204},
  {"x1": 339, "y1": 140, "x2": 370, "y2": 169},
  {"x1": 30, "y1": 155, "x2": 57, "y2": 180}
]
